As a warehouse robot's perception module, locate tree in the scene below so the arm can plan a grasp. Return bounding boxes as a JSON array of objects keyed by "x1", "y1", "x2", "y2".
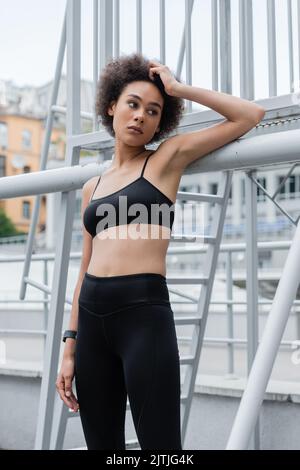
[{"x1": 0, "y1": 208, "x2": 23, "y2": 237}]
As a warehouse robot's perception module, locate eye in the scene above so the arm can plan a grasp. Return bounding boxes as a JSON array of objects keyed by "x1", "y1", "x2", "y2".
[{"x1": 128, "y1": 101, "x2": 158, "y2": 116}]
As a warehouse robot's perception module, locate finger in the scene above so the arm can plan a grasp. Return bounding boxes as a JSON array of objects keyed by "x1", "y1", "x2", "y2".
[
  {"x1": 61, "y1": 393, "x2": 79, "y2": 412},
  {"x1": 56, "y1": 379, "x2": 77, "y2": 410},
  {"x1": 64, "y1": 384, "x2": 79, "y2": 411},
  {"x1": 149, "y1": 67, "x2": 159, "y2": 80},
  {"x1": 68, "y1": 392, "x2": 79, "y2": 409},
  {"x1": 64, "y1": 379, "x2": 73, "y2": 399}
]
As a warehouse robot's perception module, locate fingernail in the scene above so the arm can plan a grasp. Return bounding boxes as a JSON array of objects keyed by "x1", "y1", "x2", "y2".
[{"x1": 66, "y1": 391, "x2": 71, "y2": 397}]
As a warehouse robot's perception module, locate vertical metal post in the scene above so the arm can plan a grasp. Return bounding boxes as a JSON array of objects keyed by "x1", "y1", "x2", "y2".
[
  {"x1": 93, "y1": 0, "x2": 99, "y2": 131},
  {"x1": 176, "y1": 0, "x2": 194, "y2": 88},
  {"x1": 226, "y1": 251, "x2": 234, "y2": 375},
  {"x1": 212, "y1": 0, "x2": 219, "y2": 91},
  {"x1": 267, "y1": 0, "x2": 277, "y2": 97},
  {"x1": 159, "y1": 0, "x2": 166, "y2": 64},
  {"x1": 298, "y1": 0, "x2": 300, "y2": 82},
  {"x1": 99, "y1": 0, "x2": 113, "y2": 75},
  {"x1": 34, "y1": 0, "x2": 81, "y2": 449},
  {"x1": 137, "y1": 0, "x2": 142, "y2": 53},
  {"x1": 185, "y1": 0, "x2": 193, "y2": 113},
  {"x1": 226, "y1": 219, "x2": 300, "y2": 450},
  {"x1": 19, "y1": 9, "x2": 67, "y2": 300},
  {"x1": 219, "y1": 0, "x2": 232, "y2": 94},
  {"x1": 114, "y1": 0, "x2": 120, "y2": 58},
  {"x1": 287, "y1": 0, "x2": 294, "y2": 93},
  {"x1": 239, "y1": 0, "x2": 254, "y2": 100},
  {"x1": 245, "y1": 170, "x2": 260, "y2": 449},
  {"x1": 43, "y1": 259, "x2": 49, "y2": 356}
]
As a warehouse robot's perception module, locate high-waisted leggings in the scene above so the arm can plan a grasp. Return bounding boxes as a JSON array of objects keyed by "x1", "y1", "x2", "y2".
[{"x1": 74, "y1": 272, "x2": 182, "y2": 450}]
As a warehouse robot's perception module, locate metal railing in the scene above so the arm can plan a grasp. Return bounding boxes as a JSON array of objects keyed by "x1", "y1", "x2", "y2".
[{"x1": 1, "y1": 239, "x2": 299, "y2": 377}]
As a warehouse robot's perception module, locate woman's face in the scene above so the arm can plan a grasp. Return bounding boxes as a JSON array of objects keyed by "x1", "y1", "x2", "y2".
[{"x1": 107, "y1": 80, "x2": 164, "y2": 146}]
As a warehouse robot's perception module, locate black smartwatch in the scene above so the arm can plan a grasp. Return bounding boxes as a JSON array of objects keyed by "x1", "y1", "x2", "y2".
[{"x1": 62, "y1": 330, "x2": 77, "y2": 343}]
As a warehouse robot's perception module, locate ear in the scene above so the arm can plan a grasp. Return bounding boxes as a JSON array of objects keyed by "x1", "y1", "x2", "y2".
[{"x1": 107, "y1": 100, "x2": 116, "y2": 117}]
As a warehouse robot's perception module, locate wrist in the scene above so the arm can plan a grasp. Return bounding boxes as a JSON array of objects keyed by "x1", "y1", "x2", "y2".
[
  {"x1": 63, "y1": 339, "x2": 76, "y2": 359},
  {"x1": 169, "y1": 81, "x2": 184, "y2": 97}
]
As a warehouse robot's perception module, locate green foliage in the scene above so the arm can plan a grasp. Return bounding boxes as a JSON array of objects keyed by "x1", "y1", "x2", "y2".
[{"x1": 0, "y1": 208, "x2": 23, "y2": 237}]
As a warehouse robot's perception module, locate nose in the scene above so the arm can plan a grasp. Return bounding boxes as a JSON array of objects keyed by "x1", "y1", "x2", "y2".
[
  {"x1": 134, "y1": 110, "x2": 145, "y2": 122},
  {"x1": 134, "y1": 115, "x2": 144, "y2": 123}
]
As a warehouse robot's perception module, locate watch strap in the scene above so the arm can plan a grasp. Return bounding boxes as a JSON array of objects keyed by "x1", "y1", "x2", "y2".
[{"x1": 62, "y1": 330, "x2": 77, "y2": 342}]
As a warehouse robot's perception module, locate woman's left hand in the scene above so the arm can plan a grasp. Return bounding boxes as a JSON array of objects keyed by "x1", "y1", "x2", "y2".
[{"x1": 148, "y1": 59, "x2": 179, "y2": 95}]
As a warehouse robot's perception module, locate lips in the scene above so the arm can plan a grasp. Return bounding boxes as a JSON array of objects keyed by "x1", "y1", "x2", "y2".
[{"x1": 128, "y1": 126, "x2": 143, "y2": 134}]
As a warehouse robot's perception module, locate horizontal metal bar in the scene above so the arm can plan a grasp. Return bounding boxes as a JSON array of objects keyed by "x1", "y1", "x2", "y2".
[
  {"x1": 24, "y1": 277, "x2": 73, "y2": 305},
  {"x1": 177, "y1": 336, "x2": 298, "y2": 348},
  {"x1": 176, "y1": 191, "x2": 224, "y2": 204},
  {"x1": 168, "y1": 240, "x2": 293, "y2": 255},
  {"x1": 174, "y1": 316, "x2": 201, "y2": 325},
  {"x1": 171, "y1": 234, "x2": 216, "y2": 244},
  {"x1": 0, "y1": 240, "x2": 293, "y2": 264},
  {"x1": 0, "y1": 329, "x2": 47, "y2": 335},
  {"x1": 51, "y1": 105, "x2": 93, "y2": 121},
  {"x1": 209, "y1": 299, "x2": 300, "y2": 306},
  {"x1": 167, "y1": 276, "x2": 208, "y2": 284},
  {"x1": 0, "y1": 299, "x2": 50, "y2": 304},
  {"x1": 179, "y1": 354, "x2": 195, "y2": 365},
  {"x1": 0, "y1": 163, "x2": 101, "y2": 199}
]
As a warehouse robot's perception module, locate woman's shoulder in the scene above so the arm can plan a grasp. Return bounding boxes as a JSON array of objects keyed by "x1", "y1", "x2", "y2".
[
  {"x1": 84, "y1": 175, "x2": 100, "y2": 187},
  {"x1": 82, "y1": 175, "x2": 100, "y2": 199},
  {"x1": 82, "y1": 160, "x2": 111, "y2": 195}
]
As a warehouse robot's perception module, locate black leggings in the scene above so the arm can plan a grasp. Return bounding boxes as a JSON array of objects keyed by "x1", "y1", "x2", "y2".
[{"x1": 74, "y1": 272, "x2": 182, "y2": 450}]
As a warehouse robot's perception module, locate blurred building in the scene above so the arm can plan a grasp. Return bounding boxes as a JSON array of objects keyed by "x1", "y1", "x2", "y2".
[{"x1": 0, "y1": 76, "x2": 94, "y2": 235}]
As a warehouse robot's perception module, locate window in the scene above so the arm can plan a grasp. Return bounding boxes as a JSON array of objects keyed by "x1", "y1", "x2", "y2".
[
  {"x1": 22, "y1": 201, "x2": 30, "y2": 219},
  {"x1": 209, "y1": 183, "x2": 218, "y2": 195},
  {"x1": 289, "y1": 175, "x2": 296, "y2": 199},
  {"x1": 277, "y1": 176, "x2": 286, "y2": 199},
  {"x1": 180, "y1": 185, "x2": 188, "y2": 204},
  {"x1": 0, "y1": 122, "x2": 8, "y2": 149},
  {"x1": 192, "y1": 184, "x2": 201, "y2": 193},
  {"x1": 256, "y1": 177, "x2": 266, "y2": 201},
  {"x1": 228, "y1": 185, "x2": 233, "y2": 204},
  {"x1": 22, "y1": 130, "x2": 32, "y2": 150},
  {"x1": 49, "y1": 142, "x2": 58, "y2": 158},
  {"x1": 0, "y1": 155, "x2": 6, "y2": 177},
  {"x1": 241, "y1": 178, "x2": 245, "y2": 203},
  {"x1": 23, "y1": 165, "x2": 30, "y2": 173}
]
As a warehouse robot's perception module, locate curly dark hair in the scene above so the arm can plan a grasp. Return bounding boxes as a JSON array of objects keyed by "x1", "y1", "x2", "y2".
[{"x1": 95, "y1": 52, "x2": 185, "y2": 145}]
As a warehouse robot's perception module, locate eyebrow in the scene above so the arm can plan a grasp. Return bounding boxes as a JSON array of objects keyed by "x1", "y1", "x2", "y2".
[{"x1": 127, "y1": 94, "x2": 162, "y2": 110}]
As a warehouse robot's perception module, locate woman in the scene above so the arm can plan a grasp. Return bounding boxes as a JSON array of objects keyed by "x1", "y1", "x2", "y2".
[{"x1": 56, "y1": 53, "x2": 265, "y2": 450}]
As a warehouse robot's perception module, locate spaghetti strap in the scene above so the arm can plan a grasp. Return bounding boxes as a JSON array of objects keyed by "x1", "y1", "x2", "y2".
[
  {"x1": 141, "y1": 151, "x2": 155, "y2": 178},
  {"x1": 89, "y1": 175, "x2": 101, "y2": 202}
]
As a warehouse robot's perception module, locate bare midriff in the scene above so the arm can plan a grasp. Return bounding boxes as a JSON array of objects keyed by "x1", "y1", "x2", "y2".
[{"x1": 86, "y1": 223, "x2": 172, "y2": 277}]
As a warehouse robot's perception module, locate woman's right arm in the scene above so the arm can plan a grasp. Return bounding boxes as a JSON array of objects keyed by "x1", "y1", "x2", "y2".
[
  {"x1": 55, "y1": 177, "x2": 97, "y2": 411},
  {"x1": 62, "y1": 177, "x2": 96, "y2": 359}
]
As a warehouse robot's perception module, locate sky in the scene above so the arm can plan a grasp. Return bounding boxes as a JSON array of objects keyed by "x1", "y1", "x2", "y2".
[{"x1": 0, "y1": 0, "x2": 299, "y2": 103}]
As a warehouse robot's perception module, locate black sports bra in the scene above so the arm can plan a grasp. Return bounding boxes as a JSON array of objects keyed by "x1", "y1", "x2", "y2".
[{"x1": 83, "y1": 151, "x2": 175, "y2": 238}]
